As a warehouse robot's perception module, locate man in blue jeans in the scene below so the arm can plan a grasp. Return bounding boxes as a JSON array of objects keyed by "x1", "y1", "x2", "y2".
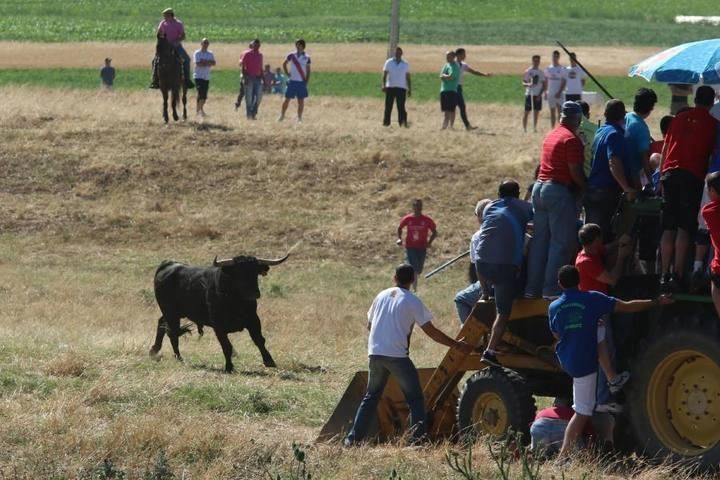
[
  {"x1": 454, "y1": 198, "x2": 491, "y2": 323},
  {"x1": 474, "y1": 180, "x2": 533, "y2": 366},
  {"x1": 344, "y1": 264, "x2": 472, "y2": 446},
  {"x1": 525, "y1": 101, "x2": 586, "y2": 298}
]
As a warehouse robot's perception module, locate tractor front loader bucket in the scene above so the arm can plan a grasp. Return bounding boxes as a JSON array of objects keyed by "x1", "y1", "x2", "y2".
[{"x1": 316, "y1": 368, "x2": 458, "y2": 442}]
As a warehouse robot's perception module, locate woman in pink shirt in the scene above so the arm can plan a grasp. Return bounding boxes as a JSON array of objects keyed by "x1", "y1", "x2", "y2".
[{"x1": 150, "y1": 8, "x2": 194, "y2": 90}]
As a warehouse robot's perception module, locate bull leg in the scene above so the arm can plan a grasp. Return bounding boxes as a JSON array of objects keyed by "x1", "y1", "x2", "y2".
[
  {"x1": 214, "y1": 330, "x2": 235, "y2": 373},
  {"x1": 149, "y1": 316, "x2": 165, "y2": 358},
  {"x1": 172, "y1": 87, "x2": 179, "y2": 121},
  {"x1": 165, "y1": 316, "x2": 183, "y2": 362},
  {"x1": 162, "y1": 89, "x2": 169, "y2": 124},
  {"x1": 247, "y1": 314, "x2": 276, "y2": 368}
]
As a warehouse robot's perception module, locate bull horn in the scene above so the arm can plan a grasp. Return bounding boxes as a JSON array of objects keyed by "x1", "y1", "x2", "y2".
[
  {"x1": 256, "y1": 253, "x2": 289, "y2": 266},
  {"x1": 213, "y1": 256, "x2": 235, "y2": 267}
]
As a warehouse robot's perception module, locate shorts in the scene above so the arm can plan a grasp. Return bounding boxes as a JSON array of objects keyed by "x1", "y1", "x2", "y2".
[
  {"x1": 405, "y1": 248, "x2": 427, "y2": 274},
  {"x1": 697, "y1": 228, "x2": 711, "y2": 246},
  {"x1": 547, "y1": 93, "x2": 563, "y2": 108},
  {"x1": 565, "y1": 93, "x2": 581, "y2": 102},
  {"x1": 440, "y1": 91, "x2": 458, "y2": 112},
  {"x1": 285, "y1": 80, "x2": 308, "y2": 99},
  {"x1": 475, "y1": 262, "x2": 519, "y2": 315},
  {"x1": 524, "y1": 95, "x2": 542, "y2": 112},
  {"x1": 660, "y1": 168, "x2": 704, "y2": 233},
  {"x1": 195, "y1": 78, "x2": 209, "y2": 100},
  {"x1": 572, "y1": 372, "x2": 598, "y2": 416}
]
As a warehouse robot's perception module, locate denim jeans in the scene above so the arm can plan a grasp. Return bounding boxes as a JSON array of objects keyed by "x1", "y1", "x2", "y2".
[
  {"x1": 244, "y1": 76, "x2": 263, "y2": 118},
  {"x1": 525, "y1": 181, "x2": 579, "y2": 297},
  {"x1": 454, "y1": 281, "x2": 482, "y2": 324},
  {"x1": 346, "y1": 355, "x2": 426, "y2": 443},
  {"x1": 530, "y1": 417, "x2": 569, "y2": 455},
  {"x1": 596, "y1": 315, "x2": 614, "y2": 406},
  {"x1": 583, "y1": 187, "x2": 621, "y2": 242},
  {"x1": 175, "y1": 45, "x2": 191, "y2": 86}
]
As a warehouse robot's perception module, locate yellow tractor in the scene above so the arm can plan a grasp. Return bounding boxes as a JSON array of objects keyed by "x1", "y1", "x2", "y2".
[{"x1": 319, "y1": 195, "x2": 720, "y2": 468}]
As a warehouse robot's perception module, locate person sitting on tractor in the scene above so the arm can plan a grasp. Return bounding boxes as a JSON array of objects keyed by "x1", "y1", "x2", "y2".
[
  {"x1": 476, "y1": 180, "x2": 533, "y2": 367},
  {"x1": 454, "y1": 198, "x2": 491, "y2": 324},
  {"x1": 550, "y1": 265, "x2": 672, "y2": 458},
  {"x1": 702, "y1": 172, "x2": 720, "y2": 317},
  {"x1": 150, "y1": 8, "x2": 194, "y2": 90},
  {"x1": 344, "y1": 264, "x2": 472, "y2": 447}
]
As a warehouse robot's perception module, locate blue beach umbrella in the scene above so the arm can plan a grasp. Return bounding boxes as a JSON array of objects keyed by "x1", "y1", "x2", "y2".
[{"x1": 628, "y1": 38, "x2": 720, "y2": 84}]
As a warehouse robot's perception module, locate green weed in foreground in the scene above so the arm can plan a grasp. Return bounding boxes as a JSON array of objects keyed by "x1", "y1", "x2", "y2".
[
  {"x1": 0, "y1": 68, "x2": 672, "y2": 106},
  {"x1": 0, "y1": 0, "x2": 718, "y2": 45}
]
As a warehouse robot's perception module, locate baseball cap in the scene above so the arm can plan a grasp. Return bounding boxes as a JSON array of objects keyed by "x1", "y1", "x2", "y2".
[{"x1": 560, "y1": 101, "x2": 582, "y2": 117}]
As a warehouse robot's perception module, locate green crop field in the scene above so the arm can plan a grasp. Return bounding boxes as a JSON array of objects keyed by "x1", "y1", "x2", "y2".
[
  {"x1": 1, "y1": 0, "x2": 719, "y2": 45},
  {"x1": 0, "y1": 68, "x2": 671, "y2": 107}
]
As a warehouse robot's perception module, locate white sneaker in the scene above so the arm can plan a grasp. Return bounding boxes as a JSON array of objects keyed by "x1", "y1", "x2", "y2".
[{"x1": 608, "y1": 371, "x2": 631, "y2": 394}]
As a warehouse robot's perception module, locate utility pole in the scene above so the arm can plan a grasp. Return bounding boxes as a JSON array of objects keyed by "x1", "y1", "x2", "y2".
[{"x1": 388, "y1": 0, "x2": 400, "y2": 58}]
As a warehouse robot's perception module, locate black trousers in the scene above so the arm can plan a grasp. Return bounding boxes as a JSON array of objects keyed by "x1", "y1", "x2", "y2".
[
  {"x1": 383, "y1": 87, "x2": 407, "y2": 126},
  {"x1": 457, "y1": 84, "x2": 470, "y2": 128}
]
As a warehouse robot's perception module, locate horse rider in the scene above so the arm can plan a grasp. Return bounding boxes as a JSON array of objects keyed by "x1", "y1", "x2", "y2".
[{"x1": 149, "y1": 7, "x2": 194, "y2": 90}]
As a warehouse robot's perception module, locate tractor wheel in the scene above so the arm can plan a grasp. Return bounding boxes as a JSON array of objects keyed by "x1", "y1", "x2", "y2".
[
  {"x1": 628, "y1": 308, "x2": 720, "y2": 467},
  {"x1": 456, "y1": 367, "x2": 536, "y2": 442}
]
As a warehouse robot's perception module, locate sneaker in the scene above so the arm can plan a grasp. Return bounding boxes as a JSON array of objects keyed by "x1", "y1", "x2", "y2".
[
  {"x1": 465, "y1": 125, "x2": 478, "y2": 131},
  {"x1": 481, "y1": 350, "x2": 501, "y2": 367},
  {"x1": 595, "y1": 402, "x2": 624, "y2": 413},
  {"x1": 343, "y1": 437, "x2": 356, "y2": 448},
  {"x1": 690, "y1": 270, "x2": 707, "y2": 294},
  {"x1": 659, "y1": 273, "x2": 677, "y2": 294},
  {"x1": 608, "y1": 371, "x2": 630, "y2": 394}
]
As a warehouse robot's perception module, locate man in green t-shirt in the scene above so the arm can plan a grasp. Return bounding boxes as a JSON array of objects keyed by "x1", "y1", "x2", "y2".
[
  {"x1": 440, "y1": 51, "x2": 460, "y2": 130},
  {"x1": 578, "y1": 101, "x2": 598, "y2": 177}
]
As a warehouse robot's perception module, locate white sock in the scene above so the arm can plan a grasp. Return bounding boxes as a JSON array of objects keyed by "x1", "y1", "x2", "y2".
[{"x1": 694, "y1": 261, "x2": 704, "y2": 273}]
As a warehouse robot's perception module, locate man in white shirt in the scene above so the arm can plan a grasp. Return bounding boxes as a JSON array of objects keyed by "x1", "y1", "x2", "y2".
[
  {"x1": 279, "y1": 39, "x2": 311, "y2": 122},
  {"x1": 522, "y1": 54, "x2": 546, "y2": 133},
  {"x1": 193, "y1": 38, "x2": 216, "y2": 117},
  {"x1": 564, "y1": 53, "x2": 586, "y2": 102},
  {"x1": 455, "y1": 48, "x2": 491, "y2": 131},
  {"x1": 544, "y1": 50, "x2": 567, "y2": 128},
  {"x1": 382, "y1": 46, "x2": 411, "y2": 127},
  {"x1": 344, "y1": 264, "x2": 473, "y2": 446}
]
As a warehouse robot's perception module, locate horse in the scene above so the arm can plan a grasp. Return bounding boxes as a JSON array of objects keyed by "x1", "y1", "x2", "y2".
[{"x1": 155, "y1": 35, "x2": 187, "y2": 123}]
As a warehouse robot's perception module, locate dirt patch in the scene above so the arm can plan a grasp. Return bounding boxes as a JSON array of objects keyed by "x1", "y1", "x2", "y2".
[{"x1": 0, "y1": 41, "x2": 659, "y2": 75}]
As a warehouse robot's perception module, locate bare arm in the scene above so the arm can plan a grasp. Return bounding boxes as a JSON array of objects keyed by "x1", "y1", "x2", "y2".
[
  {"x1": 609, "y1": 154, "x2": 635, "y2": 194},
  {"x1": 556, "y1": 78, "x2": 567, "y2": 97},
  {"x1": 595, "y1": 242, "x2": 632, "y2": 286},
  {"x1": 421, "y1": 322, "x2": 473, "y2": 353},
  {"x1": 305, "y1": 64, "x2": 311, "y2": 83},
  {"x1": 406, "y1": 73, "x2": 411, "y2": 96},
  {"x1": 466, "y1": 66, "x2": 489, "y2": 77},
  {"x1": 282, "y1": 58, "x2": 290, "y2": 77},
  {"x1": 568, "y1": 161, "x2": 586, "y2": 192},
  {"x1": 614, "y1": 295, "x2": 672, "y2": 313},
  {"x1": 427, "y1": 229, "x2": 437, "y2": 246},
  {"x1": 382, "y1": 71, "x2": 388, "y2": 90}
]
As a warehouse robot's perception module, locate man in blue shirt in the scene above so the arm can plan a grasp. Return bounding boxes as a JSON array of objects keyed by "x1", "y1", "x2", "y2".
[
  {"x1": 585, "y1": 100, "x2": 636, "y2": 241},
  {"x1": 549, "y1": 265, "x2": 671, "y2": 457},
  {"x1": 625, "y1": 88, "x2": 657, "y2": 187},
  {"x1": 476, "y1": 180, "x2": 533, "y2": 366}
]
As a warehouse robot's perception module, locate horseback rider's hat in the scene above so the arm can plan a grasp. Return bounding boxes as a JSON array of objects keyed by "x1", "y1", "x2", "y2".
[{"x1": 162, "y1": 8, "x2": 174, "y2": 15}]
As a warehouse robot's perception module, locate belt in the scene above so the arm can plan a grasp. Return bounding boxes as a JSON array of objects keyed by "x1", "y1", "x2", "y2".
[{"x1": 537, "y1": 179, "x2": 569, "y2": 186}]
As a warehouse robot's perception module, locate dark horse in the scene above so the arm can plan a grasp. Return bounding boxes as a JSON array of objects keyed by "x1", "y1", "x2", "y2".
[{"x1": 156, "y1": 35, "x2": 187, "y2": 123}]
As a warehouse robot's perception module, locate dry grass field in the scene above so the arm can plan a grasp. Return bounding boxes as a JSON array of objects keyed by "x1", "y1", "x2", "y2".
[
  {"x1": 0, "y1": 42, "x2": 658, "y2": 75},
  {"x1": 0, "y1": 87, "x2": 684, "y2": 479}
]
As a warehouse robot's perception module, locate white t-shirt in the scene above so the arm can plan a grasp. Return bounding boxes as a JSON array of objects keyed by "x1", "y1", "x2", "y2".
[
  {"x1": 286, "y1": 51, "x2": 311, "y2": 82},
  {"x1": 523, "y1": 68, "x2": 545, "y2": 96},
  {"x1": 544, "y1": 64, "x2": 566, "y2": 95},
  {"x1": 564, "y1": 66, "x2": 586, "y2": 95},
  {"x1": 193, "y1": 49, "x2": 215, "y2": 80},
  {"x1": 458, "y1": 62, "x2": 471, "y2": 85},
  {"x1": 367, "y1": 287, "x2": 432, "y2": 357},
  {"x1": 383, "y1": 58, "x2": 410, "y2": 89},
  {"x1": 469, "y1": 229, "x2": 482, "y2": 263}
]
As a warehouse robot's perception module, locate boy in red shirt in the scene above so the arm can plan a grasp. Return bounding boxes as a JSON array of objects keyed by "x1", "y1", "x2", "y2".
[
  {"x1": 575, "y1": 224, "x2": 633, "y2": 413},
  {"x1": 702, "y1": 172, "x2": 720, "y2": 316},
  {"x1": 397, "y1": 199, "x2": 437, "y2": 291}
]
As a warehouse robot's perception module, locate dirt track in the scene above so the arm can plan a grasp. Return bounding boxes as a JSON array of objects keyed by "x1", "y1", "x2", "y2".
[{"x1": 2, "y1": 42, "x2": 658, "y2": 75}]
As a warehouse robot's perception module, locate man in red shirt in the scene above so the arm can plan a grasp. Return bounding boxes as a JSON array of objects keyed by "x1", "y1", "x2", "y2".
[
  {"x1": 525, "y1": 101, "x2": 586, "y2": 298},
  {"x1": 239, "y1": 39, "x2": 264, "y2": 120},
  {"x1": 397, "y1": 199, "x2": 437, "y2": 291},
  {"x1": 659, "y1": 86, "x2": 718, "y2": 291},
  {"x1": 702, "y1": 172, "x2": 720, "y2": 317}
]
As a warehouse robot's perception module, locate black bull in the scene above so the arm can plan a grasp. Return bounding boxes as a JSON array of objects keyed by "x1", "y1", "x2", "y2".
[{"x1": 150, "y1": 254, "x2": 288, "y2": 372}]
